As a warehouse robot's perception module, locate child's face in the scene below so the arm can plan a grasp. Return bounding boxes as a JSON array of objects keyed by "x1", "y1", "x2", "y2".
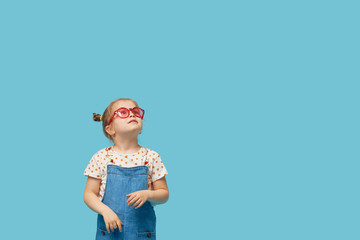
[{"x1": 106, "y1": 100, "x2": 143, "y2": 137}]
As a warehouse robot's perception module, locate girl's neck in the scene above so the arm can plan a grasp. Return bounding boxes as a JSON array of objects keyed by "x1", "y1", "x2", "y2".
[{"x1": 112, "y1": 143, "x2": 141, "y2": 155}]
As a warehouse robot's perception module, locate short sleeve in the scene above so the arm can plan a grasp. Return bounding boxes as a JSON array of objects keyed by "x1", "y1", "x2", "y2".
[
  {"x1": 83, "y1": 155, "x2": 101, "y2": 179},
  {"x1": 150, "y1": 154, "x2": 168, "y2": 182}
]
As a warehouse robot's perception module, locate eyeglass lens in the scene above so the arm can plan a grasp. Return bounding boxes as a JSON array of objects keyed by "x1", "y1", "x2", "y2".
[{"x1": 117, "y1": 108, "x2": 143, "y2": 118}]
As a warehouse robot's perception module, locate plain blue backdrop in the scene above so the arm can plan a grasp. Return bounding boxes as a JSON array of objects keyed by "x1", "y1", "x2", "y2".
[{"x1": 0, "y1": 0, "x2": 359, "y2": 239}]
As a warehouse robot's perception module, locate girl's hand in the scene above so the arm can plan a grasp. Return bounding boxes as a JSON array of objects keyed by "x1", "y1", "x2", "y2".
[
  {"x1": 102, "y1": 207, "x2": 123, "y2": 233},
  {"x1": 126, "y1": 190, "x2": 150, "y2": 209}
]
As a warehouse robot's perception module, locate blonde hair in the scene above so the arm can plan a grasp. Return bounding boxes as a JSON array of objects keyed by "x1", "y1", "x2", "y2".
[{"x1": 93, "y1": 98, "x2": 141, "y2": 141}]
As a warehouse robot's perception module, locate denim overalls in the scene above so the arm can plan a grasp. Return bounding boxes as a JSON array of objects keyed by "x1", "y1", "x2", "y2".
[{"x1": 96, "y1": 150, "x2": 156, "y2": 240}]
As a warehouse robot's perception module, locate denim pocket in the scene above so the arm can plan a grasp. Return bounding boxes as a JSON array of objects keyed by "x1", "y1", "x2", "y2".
[
  {"x1": 96, "y1": 227, "x2": 113, "y2": 240},
  {"x1": 137, "y1": 231, "x2": 155, "y2": 239}
]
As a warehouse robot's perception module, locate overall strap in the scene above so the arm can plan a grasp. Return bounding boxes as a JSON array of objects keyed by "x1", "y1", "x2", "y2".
[{"x1": 144, "y1": 147, "x2": 149, "y2": 165}]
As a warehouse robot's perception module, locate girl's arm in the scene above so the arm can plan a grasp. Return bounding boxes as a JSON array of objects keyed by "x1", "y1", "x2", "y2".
[
  {"x1": 148, "y1": 176, "x2": 169, "y2": 205},
  {"x1": 83, "y1": 177, "x2": 111, "y2": 215}
]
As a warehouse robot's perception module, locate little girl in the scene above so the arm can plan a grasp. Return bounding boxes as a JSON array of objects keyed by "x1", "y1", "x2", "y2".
[{"x1": 83, "y1": 98, "x2": 169, "y2": 240}]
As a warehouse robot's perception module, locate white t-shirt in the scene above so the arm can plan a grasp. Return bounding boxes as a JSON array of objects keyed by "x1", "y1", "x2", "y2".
[{"x1": 83, "y1": 145, "x2": 168, "y2": 204}]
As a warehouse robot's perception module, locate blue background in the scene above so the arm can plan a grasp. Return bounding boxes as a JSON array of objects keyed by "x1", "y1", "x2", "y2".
[{"x1": 1, "y1": 0, "x2": 359, "y2": 239}]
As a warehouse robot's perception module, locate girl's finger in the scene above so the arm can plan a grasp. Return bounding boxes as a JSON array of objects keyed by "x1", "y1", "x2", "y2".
[
  {"x1": 127, "y1": 195, "x2": 135, "y2": 202},
  {"x1": 126, "y1": 192, "x2": 136, "y2": 197},
  {"x1": 134, "y1": 199, "x2": 142, "y2": 208},
  {"x1": 117, "y1": 220, "x2": 123, "y2": 232},
  {"x1": 127, "y1": 194, "x2": 136, "y2": 203},
  {"x1": 110, "y1": 222, "x2": 115, "y2": 232},
  {"x1": 113, "y1": 222, "x2": 118, "y2": 230},
  {"x1": 129, "y1": 196, "x2": 139, "y2": 206},
  {"x1": 135, "y1": 203, "x2": 143, "y2": 209}
]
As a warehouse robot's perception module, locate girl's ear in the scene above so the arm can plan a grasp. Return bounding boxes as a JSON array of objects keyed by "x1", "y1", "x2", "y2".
[{"x1": 105, "y1": 125, "x2": 115, "y2": 136}]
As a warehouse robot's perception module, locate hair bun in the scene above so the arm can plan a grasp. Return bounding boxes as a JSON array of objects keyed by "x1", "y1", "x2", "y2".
[{"x1": 93, "y1": 113, "x2": 103, "y2": 122}]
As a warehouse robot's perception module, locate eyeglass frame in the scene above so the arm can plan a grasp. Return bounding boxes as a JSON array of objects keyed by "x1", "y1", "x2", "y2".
[{"x1": 107, "y1": 107, "x2": 145, "y2": 126}]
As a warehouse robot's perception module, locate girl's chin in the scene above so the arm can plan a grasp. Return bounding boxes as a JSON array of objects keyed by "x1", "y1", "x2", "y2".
[{"x1": 117, "y1": 129, "x2": 142, "y2": 134}]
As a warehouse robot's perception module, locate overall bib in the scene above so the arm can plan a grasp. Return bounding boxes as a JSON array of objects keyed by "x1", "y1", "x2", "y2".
[{"x1": 96, "y1": 164, "x2": 156, "y2": 240}]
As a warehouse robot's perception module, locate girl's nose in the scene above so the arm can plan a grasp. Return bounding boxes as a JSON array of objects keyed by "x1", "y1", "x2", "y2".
[{"x1": 129, "y1": 111, "x2": 136, "y2": 118}]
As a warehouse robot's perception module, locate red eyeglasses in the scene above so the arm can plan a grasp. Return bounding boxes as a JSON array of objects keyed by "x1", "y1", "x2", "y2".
[{"x1": 107, "y1": 107, "x2": 145, "y2": 126}]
